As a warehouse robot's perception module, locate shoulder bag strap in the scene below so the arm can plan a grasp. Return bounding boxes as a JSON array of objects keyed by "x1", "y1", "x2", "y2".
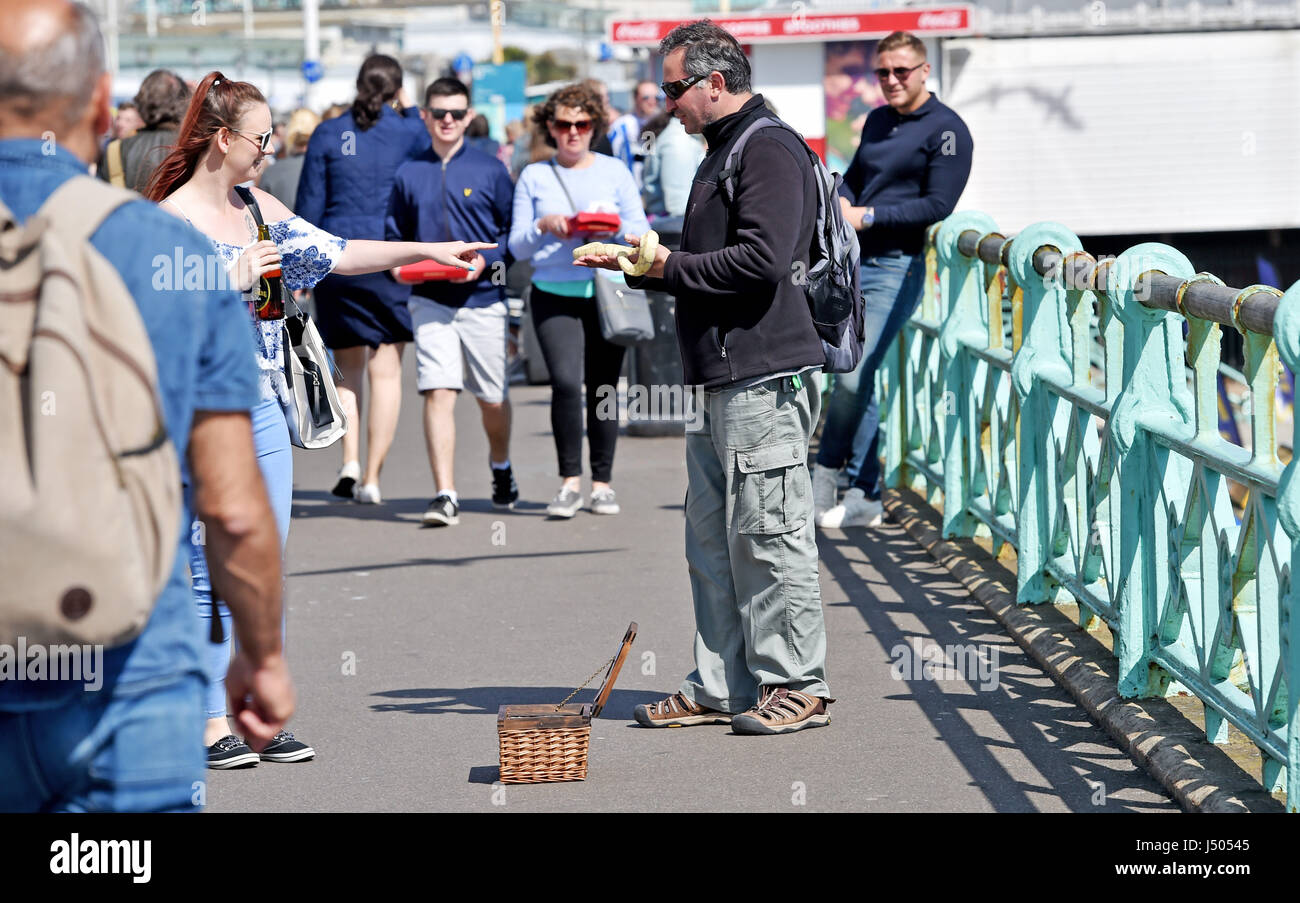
[{"x1": 548, "y1": 160, "x2": 578, "y2": 214}]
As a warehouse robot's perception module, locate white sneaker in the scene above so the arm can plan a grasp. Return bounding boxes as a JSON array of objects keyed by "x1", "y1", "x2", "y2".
[
  {"x1": 354, "y1": 483, "x2": 382, "y2": 505},
  {"x1": 812, "y1": 463, "x2": 839, "y2": 516},
  {"x1": 816, "y1": 487, "x2": 883, "y2": 529},
  {"x1": 332, "y1": 461, "x2": 360, "y2": 499}
]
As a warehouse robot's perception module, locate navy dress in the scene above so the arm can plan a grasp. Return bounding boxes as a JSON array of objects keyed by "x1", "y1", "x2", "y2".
[{"x1": 295, "y1": 105, "x2": 429, "y2": 348}]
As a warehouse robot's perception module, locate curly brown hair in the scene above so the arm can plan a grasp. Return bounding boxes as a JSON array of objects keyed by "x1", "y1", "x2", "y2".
[{"x1": 531, "y1": 82, "x2": 606, "y2": 149}]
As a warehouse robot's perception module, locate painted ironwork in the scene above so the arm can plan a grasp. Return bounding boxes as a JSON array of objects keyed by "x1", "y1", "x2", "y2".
[{"x1": 881, "y1": 215, "x2": 1297, "y2": 808}]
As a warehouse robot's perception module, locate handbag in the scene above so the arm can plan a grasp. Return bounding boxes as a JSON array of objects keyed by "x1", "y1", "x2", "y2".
[
  {"x1": 549, "y1": 162, "x2": 654, "y2": 346},
  {"x1": 282, "y1": 295, "x2": 348, "y2": 449},
  {"x1": 233, "y1": 186, "x2": 348, "y2": 449}
]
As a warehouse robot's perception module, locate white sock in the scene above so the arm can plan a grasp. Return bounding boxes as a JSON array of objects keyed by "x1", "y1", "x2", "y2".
[
  {"x1": 439, "y1": 490, "x2": 459, "y2": 506},
  {"x1": 490, "y1": 459, "x2": 511, "y2": 471}
]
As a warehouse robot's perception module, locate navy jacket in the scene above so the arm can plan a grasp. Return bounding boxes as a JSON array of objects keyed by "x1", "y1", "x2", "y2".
[
  {"x1": 838, "y1": 94, "x2": 973, "y2": 257},
  {"x1": 295, "y1": 106, "x2": 429, "y2": 309},
  {"x1": 386, "y1": 142, "x2": 514, "y2": 308}
]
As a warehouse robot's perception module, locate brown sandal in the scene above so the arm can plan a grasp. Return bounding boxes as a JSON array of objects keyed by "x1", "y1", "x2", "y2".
[
  {"x1": 633, "y1": 693, "x2": 733, "y2": 728},
  {"x1": 731, "y1": 687, "x2": 834, "y2": 735}
]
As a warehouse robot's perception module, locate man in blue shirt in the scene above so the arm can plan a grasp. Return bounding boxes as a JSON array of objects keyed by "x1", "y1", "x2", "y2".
[
  {"x1": 387, "y1": 77, "x2": 516, "y2": 527},
  {"x1": 0, "y1": 0, "x2": 293, "y2": 812},
  {"x1": 815, "y1": 30, "x2": 973, "y2": 529}
]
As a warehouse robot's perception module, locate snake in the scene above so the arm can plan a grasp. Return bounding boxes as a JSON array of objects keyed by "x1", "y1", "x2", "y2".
[{"x1": 572, "y1": 230, "x2": 659, "y2": 277}]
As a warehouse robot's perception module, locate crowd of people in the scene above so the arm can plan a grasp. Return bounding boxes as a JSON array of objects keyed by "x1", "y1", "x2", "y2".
[{"x1": 1, "y1": 0, "x2": 971, "y2": 810}]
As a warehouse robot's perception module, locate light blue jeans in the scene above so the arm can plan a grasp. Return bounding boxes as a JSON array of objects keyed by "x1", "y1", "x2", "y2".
[
  {"x1": 816, "y1": 254, "x2": 926, "y2": 499},
  {"x1": 680, "y1": 371, "x2": 829, "y2": 710},
  {"x1": 190, "y1": 397, "x2": 292, "y2": 720}
]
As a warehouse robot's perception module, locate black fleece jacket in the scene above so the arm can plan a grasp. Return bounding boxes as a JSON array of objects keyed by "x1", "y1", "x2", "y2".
[{"x1": 628, "y1": 94, "x2": 824, "y2": 389}]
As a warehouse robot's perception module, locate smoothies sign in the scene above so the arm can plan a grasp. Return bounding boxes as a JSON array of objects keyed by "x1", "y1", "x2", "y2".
[{"x1": 610, "y1": 7, "x2": 972, "y2": 44}]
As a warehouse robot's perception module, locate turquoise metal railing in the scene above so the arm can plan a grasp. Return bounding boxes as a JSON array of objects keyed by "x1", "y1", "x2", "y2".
[{"x1": 881, "y1": 213, "x2": 1298, "y2": 809}]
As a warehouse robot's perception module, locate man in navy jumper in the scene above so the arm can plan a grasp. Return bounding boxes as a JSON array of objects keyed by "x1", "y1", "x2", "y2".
[
  {"x1": 387, "y1": 78, "x2": 516, "y2": 527},
  {"x1": 816, "y1": 30, "x2": 973, "y2": 529}
]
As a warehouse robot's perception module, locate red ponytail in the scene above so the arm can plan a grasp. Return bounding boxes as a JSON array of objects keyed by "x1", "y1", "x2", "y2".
[{"x1": 144, "y1": 71, "x2": 266, "y2": 203}]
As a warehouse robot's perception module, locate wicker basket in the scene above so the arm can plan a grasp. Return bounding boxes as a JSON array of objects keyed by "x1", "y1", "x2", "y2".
[{"x1": 496, "y1": 623, "x2": 636, "y2": 785}]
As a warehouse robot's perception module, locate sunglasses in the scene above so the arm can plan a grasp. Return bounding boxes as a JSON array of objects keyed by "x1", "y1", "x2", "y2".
[
  {"x1": 550, "y1": 118, "x2": 593, "y2": 134},
  {"x1": 874, "y1": 63, "x2": 926, "y2": 83},
  {"x1": 660, "y1": 73, "x2": 706, "y2": 101},
  {"x1": 427, "y1": 107, "x2": 469, "y2": 121},
  {"x1": 230, "y1": 126, "x2": 273, "y2": 153}
]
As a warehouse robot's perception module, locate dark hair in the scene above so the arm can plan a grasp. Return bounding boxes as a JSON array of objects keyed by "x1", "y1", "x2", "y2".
[
  {"x1": 876, "y1": 31, "x2": 928, "y2": 60},
  {"x1": 351, "y1": 54, "x2": 403, "y2": 131},
  {"x1": 658, "y1": 19, "x2": 751, "y2": 94},
  {"x1": 531, "y1": 82, "x2": 606, "y2": 149},
  {"x1": 643, "y1": 110, "x2": 672, "y2": 138},
  {"x1": 133, "y1": 69, "x2": 191, "y2": 129},
  {"x1": 425, "y1": 76, "x2": 469, "y2": 107},
  {"x1": 466, "y1": 114, "x2": 489, "y2": 138},
  {"x1": 144, "y1": 71, "x2": 265, "y2": 202}
]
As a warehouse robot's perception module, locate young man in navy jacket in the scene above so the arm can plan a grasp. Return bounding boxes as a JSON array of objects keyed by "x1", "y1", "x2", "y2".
[
  {"x1": 387, "y1": 78, "x2": 517, "y2": 526},
  {"x1": 815, "y1": 31, "x2": 973, "y2": 529}
]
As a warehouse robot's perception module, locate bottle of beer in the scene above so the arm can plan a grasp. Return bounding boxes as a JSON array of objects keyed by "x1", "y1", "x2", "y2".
[{"x1": 254, "y1": 224, "x2": 284, "y2": 320}]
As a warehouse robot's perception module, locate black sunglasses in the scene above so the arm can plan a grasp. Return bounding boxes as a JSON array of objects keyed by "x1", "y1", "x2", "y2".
[
  {"x1": 660, "y1": 73, "x2": 706, "y2": 101},
  {"x1": 427, "y1": 107, "x2": 469, "y2": 121},
  {"x1": 874, "y1": 63, "x2": 926, "y2": 83}
]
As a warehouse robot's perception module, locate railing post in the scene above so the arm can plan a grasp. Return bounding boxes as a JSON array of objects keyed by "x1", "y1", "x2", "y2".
[
  {"x1": 1106, "y1": 243, "x2": 1196, "y2": 697},
  {"x1": 1271, "y1": 282, "x2": 1300, "y2": 810},
  {"x1": 934, "y1": 211, "x2": 999, "y2": 538},
  {"x1": 1006, "y1": 223, "x2": 1083, "y2": 605}
]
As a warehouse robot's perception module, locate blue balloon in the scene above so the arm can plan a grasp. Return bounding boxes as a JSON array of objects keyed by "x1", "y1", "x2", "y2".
[
  {"x1": 598, "y1": 42, "x2": 613, "y2": 62},
  {"x1": 301, "y1": 59, "x2": 323, "y2": 83},
  {"x1": 454, "y1": 53, "x2": 474, "y2": 72}
]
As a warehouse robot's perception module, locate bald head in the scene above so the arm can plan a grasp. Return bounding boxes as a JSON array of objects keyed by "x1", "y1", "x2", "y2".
[{"x1": 0, "y1": 0, "x2": 108, "y2": 159}]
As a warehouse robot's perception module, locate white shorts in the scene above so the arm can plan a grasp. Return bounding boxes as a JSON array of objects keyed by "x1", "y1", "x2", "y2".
[{"x1": 407, "y1": 297, "x2": 509, "y2": 403}]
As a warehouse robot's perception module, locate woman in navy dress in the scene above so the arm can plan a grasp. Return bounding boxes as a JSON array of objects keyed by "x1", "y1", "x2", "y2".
[{"x1": 296, "y1": 55, "x2": 430, "y2": 503}]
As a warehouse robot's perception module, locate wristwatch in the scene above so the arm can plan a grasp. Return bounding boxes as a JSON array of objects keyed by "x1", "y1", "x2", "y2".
[{"x1": 859, "y1": 207, "x2": 875, "y2": 231}]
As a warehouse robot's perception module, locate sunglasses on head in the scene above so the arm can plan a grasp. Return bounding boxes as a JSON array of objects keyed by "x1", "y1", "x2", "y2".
[
  {"x1": 660, "y1": 73, "x2": 706, "y2": 101},
  {"x1": 427, "y1": 107, "x2": 469, "y2": 121},
  {"x1": 550, "y1": 117, "x2": 593, "y2": 134},
  {"x1": 230, "y1": 126, "x2": 273, "y2": 153},
  {"x1": 874, "y1": 62, "x2": 926, "y2": 83}
]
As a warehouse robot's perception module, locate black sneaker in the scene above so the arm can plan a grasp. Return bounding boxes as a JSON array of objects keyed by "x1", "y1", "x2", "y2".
[
  {"x1": 258, "y1": 730, "x2": 315, "y2": 763},
  {"x1": 491, "y1": 465, "x2": 519, "y2": 509},
  {"x1": 207, "y1": 734, "x2": 259, "y2": 769},
  {"x1": 423, "y1": 494, "x2": 460, "y2": 526}
]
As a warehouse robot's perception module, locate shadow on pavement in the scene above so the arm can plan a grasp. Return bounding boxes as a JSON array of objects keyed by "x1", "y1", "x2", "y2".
[
  {"x1": 289, "y1": 547, "x2": 626, "y2": 578},
  {"x1": 817, "y1": 523, "x2": 1177, "y2": 814},
  {"x1": 369, "y1": 686, "x2": 663, "y2": 722}
]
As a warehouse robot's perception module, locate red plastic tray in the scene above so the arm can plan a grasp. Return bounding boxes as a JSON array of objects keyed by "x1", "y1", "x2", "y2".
[{"x1": 395, "y1": 260, "x2": 471, "y2": 284}]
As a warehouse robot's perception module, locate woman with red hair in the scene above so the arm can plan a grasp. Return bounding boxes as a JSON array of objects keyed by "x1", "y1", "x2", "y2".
[{"x1": 148, "y1": 71, "x2": 492, "y2": 769}]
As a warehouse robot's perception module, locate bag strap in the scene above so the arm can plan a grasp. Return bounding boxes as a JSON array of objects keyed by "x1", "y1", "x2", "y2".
[
  {"x1": 233, "y1": 184, "x2": 264, "y2": 228},
  {"x1": 38, "y1": 176, "x2": 137, "y2": 244},
  {"x1": 717, "y1": 115, "x2": 787, "y2": 206},
  {"x1": 548, "y1": 160, "x2": 578, "y2": 215},
  {"x1": 106, "y1": 139, "x2": 126, "y2": 188}
]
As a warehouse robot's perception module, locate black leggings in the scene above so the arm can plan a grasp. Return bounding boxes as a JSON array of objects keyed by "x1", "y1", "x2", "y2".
[{"x1": 529, "y1": 285, "x2": 626, "y2": 483}]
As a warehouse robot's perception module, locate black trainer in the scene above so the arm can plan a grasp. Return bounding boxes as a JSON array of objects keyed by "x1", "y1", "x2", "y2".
[
  {"x1": 423, "y1": 494, "x2": 460, "y2": 526},
  {"x1": 491, "y1": 465, "x2": 519, "y2": 509},
  {"x1": 258, "y1": 730, "x2": 315, "y2": 763},
  {"x1": 207, "y1": 734, "x2": 259, "y2": 770}
]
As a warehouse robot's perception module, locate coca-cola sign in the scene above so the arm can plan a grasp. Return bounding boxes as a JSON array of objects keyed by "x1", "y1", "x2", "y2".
[{"x1": 609, "y1": 7, "x2": 972, "y2": 44}]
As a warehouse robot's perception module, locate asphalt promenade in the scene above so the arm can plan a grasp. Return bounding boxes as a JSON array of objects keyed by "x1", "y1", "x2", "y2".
[{"x1": 207, "y1": 359, "x2": 1177, "y2": 812}]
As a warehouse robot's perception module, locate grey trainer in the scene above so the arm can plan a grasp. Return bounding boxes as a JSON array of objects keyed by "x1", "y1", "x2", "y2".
[
  {"x1": 590, "y1": 487, "x2": 620, "y2": 515},
  {"x1": 546, "y1": 486, "x2": 583, "y2": 519}
]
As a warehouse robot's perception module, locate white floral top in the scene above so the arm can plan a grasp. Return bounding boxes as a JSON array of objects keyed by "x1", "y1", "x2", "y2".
[{"x1": 204, "y1": 217, "x2": 347, "y2": 403}]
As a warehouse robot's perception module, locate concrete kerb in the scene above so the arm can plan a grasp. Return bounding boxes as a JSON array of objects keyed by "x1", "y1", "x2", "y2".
[{"x1": 883, "y1": 487, "x2": 1286, "y2": 814}]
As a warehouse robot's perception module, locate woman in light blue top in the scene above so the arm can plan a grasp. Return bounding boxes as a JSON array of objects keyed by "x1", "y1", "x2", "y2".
[
  {"x1": 149, "y1": 71, "x2": 491, "y2": 768},
  {"x1": 509, "y1": 82, "x2": 649, "y2": 520}
]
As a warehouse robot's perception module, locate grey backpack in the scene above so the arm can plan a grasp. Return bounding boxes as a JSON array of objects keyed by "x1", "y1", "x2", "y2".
[
  {"x1": 718, "y1": 116, "x2": 864, "y2": 373},
  {"x1": 0, "y1": 177, "x2": 181, "y2": 647}
]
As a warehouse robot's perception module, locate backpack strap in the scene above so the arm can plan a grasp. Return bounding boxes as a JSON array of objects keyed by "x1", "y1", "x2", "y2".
[
  {"x1": 106, "y1": 139, "x2": 126, "y2": 188},
  {"x1": 37, "y1": 176, "x2": 137, "y2": 245},
  {"x1": 716, "y1": 115, "x2": 787, "y2": 206}
]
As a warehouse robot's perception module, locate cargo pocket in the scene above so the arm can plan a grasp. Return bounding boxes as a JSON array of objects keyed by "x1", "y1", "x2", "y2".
[{"x1": 735, "y1": 442, "x2": 809, "y2": 535}]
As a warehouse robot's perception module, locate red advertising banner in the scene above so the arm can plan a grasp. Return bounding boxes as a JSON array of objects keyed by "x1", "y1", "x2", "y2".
[{"x1": 610, "y1": 7, "x2": 972, "y2": 45}]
